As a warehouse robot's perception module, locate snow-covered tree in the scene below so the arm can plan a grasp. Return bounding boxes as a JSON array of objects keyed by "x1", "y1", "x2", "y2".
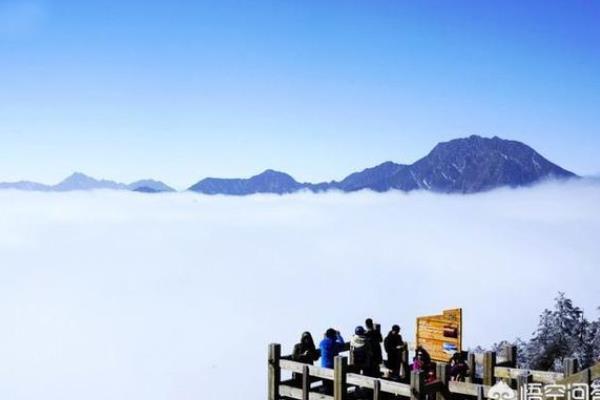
[
  {"x1": 514, "y1": 338, "x2": 529, "y2": 368},
  {"x1": 487, "y1": 293, "x2": 599, "y2": 371},
  {"x1": 578, "y1": 317, "x2": 599, "y2": 368},
  {"x1": 525, "y1": 293, "x2": 588, "y2": 370}
]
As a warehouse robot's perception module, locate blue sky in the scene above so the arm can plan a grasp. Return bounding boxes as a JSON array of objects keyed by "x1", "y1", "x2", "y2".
[{"x1": 1, "y1": 1, "x2": 599, "y2": 188}]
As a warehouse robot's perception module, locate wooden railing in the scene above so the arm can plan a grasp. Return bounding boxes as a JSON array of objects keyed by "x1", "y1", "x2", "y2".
[{"x1": 269, "y1": 342, "x2": 600, "y2": 400}]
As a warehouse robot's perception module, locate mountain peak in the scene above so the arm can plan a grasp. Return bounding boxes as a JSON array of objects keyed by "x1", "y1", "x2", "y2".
[
  {"x1": 256, "y1": 169, "x2": 292, "y2": 178},
  {"x1": 408, "y1": 135, "x2": 576, "y2": 193},
  {"x1": 54, "y1": 172, "x2": 127, "y2": 191},
  {"x1": 189, "y1": 169, "x2": 301, "y2": 195},
  {"x1": 63, "y1": 171, "x2": 92, "y2": 180},
  {"x1": 57, "y1": 172, "x2": 99, "y2": 185}
]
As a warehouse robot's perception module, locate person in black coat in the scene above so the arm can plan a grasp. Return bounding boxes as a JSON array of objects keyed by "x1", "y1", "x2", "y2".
[
  {"x1": 384, "y1": 324, "x2": 404, "y2": 379},
  {"x1": 292, "y1": 332, "x2": 319, "y2": 386},
  {"x1": 293, "y1": 332, "x2": 319, "y2": 364},
  {"x1": 365, "y1": 318, "x2": 383, "y2": 377}
]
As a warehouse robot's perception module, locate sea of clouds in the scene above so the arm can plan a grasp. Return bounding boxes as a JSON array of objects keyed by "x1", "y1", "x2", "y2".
[{"x1": 1, "y1": 180, "x2": 599, "y2": 400}]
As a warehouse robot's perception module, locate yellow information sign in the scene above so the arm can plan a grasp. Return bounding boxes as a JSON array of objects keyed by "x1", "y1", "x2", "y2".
[{"x1": 416, "y1": 308, "x2": 462, "y2": 362}]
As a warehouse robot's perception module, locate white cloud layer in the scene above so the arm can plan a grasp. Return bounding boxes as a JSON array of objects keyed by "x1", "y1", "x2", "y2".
[{"x1": 1, "y1": 180, "x2": 599, "y2": 399}]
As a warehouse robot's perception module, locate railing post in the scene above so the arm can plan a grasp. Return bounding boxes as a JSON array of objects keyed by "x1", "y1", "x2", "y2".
[
  {"x1": 375, "y1": 323, "x2": 382, "y2": 375},
  {"x1": 373, "y1": 379, "x2": 381, "y2": 400},
  {"x1": 410, "y1": 370, "x2": 425, "y2": 400},
  {"x1": 401, "y1": 341, "x2": 409, "y2": 380},
  {"x1": 436, "y1": 362, "x2": 450, "y2": 400},
  {"x1": 268, "y1": 343, "x2": 281, "y2": 400},
  {"x1": 505, "y1": 345, "x2": 518, "y2": 368},
  {"x1": 334, "y1": 355, "x2": 348, "y2": 400},
  {"x1": 476, "y1": 385, "x2": 485, "y2": 400},
  {"x1": 516, "y1": 373, "x2": 532, "y2": 400},
  {"x1": 483, "y1": 351, "x2": 497, "y2": 386},
  {"x1": 302, "y1": 365, "x2": 310, "y2": 400},
  {"x1": 504, "y1": 345, "x2": 518, "y2": 388},
  {"x1": 583, "y1": 368, "x2": 592, "y2": 388},
  {"x1": 563, "y1": 358, "x2": 579, "y2": 377},
  {"x1": 466, "y1": 352, "x2": 476, "y2": 383}
]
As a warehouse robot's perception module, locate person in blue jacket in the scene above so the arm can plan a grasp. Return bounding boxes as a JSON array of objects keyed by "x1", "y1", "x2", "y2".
[
  {"x1": 319, "y1": 328, "x2": 345, "y2": 368},
  {"x1": 319, "y1": 328, "x2": 345, "y2": 394}
]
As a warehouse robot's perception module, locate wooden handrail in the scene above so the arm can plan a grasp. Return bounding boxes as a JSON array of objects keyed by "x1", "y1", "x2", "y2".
[
  {"x1": 449, "y1": 381, "x2": 491, "y2": 398},
  {"x1": 495, "y1": 366, "x2": 563, "y2": 384},
  {"x1": 346, "y1": 373, "x2": 411, "y2": 397},
  {"x1": 279, "y1": 384, "x2": 333, "y2": 400},
  {"x1": 280, "y1": 359, "x2": 334, "y2": 381},
  {"x1": 279, "y1": 358, "x2": 412, "y2": 396},
  {"x1": 270, "y1": 342, "x2": 600, "y2": 400},
  {"x1": 556, "y1": 363, "x2": 600, "y2": 385},
  {"x1": 474, "y1": 353, "x2": 509, "y2": 365},
  {"x1": 448, "y1": 381, "x2": 520, "y2": 400}
]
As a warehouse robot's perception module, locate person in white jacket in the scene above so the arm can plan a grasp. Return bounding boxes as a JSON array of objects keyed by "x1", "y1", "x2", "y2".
[{"x1": 350, "y1": 326, "x2": 373, "y2": 375}]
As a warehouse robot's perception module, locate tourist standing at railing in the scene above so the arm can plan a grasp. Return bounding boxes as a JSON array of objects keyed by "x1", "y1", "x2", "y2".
[
  {"x1": 412, "y1": 346, "x2": 437, "y2": 383},
  {"x1": 411, "y1": 346, "x2": 431, "y2": 371},
  {"x1": 350, "y1": 326, "x2": 373, "y2": 375},
  {"x1": 293, "y1": 332, "x2": 319, "y2": 364},
  {"x1": 411, "y1": 346, "x2": 429, "y2": 374},
  {"x1": 292, "y1": 332, "x2": 319, "y2": 386},
  {"x1": 448, "y1": 352, "x2": 469, "y2": 381},
  {"x1": 319, "y1": 328, "x2": 344, "y2": 368},
  {"x1": 365, "y1": 318, "x2": 383, "y2": 377},
  {"x1": 384, "y1": 324, "x2": 405, "y2": 380},
  {"x1": 319, "y1": 328, "x2": 344, "y2": 395}
]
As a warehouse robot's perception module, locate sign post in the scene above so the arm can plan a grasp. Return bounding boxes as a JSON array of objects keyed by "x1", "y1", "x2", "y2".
[{"x1": 416, "y1": 308, "x2": 462, "y2": 362}]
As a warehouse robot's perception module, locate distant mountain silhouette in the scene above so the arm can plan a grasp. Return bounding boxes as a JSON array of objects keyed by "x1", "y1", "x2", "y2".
[
  {"x1": 54, "y1": 172, "x2": 128, "y2": 191},
  {"x1": 0, "y1": 136, "x2": 578, "y2": 194},
  {"x1": 400, "y1": 135, "x2": 576, "y2": 192},
  {"x1": 132, "y1": 186, "x2": 160, "y2": 193},
  {"x1": 128, "y1": 179, "x2": 175, "y2": 192},
  {"x1": 331, "y1": 161, "x2": 407, "y2": 192},
  {"x1": 0, "y1": 181, "x2": 52, "y2": 191},
  {"x1": 189, "y1": 169, "x2": 303, "y2": 195},
  {"x1": 188, "y1": 136, "x2": 577, "y2": 194},
  {"x1": 0, "y1": 172, "x2": 174, "y2": 192}
]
